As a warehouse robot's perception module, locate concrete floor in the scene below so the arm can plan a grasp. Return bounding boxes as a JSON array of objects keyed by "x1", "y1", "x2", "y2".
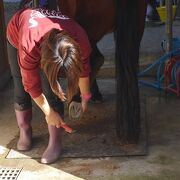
[
  {"x1": 1, "y1": 3, "x2": 180, "y2": 179},
  {"x1": 0, "y1": 78, "x2": 180, "y2": 180}
]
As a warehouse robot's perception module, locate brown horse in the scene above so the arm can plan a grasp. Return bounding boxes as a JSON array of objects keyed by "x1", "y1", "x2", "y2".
[{"x1": 19, "y1": 0, "x2": 147, "y2": 144}]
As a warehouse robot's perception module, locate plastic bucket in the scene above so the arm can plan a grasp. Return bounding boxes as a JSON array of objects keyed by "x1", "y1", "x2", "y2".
[{"x1": 156, "y1": 5, "x2": 177, "y2": 22}]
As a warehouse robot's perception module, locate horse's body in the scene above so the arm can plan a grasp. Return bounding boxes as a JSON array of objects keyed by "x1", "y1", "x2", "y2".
[
  {"x1": 58, "y1": 0, "x2": 116, "y2": 45},
  {"x1": 19, "y1": 0, "x2": 147, "y2": 144}
]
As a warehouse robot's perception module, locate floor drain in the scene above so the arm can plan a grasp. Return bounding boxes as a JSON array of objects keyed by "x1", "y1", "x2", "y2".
[{"x1": 0, "y1": 168, "x2": 22, "y2": 180}]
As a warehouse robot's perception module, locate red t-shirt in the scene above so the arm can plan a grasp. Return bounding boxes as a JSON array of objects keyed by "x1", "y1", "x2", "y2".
[{"x1": 7, "y1": 8, "x2": 92, "y2": 98}]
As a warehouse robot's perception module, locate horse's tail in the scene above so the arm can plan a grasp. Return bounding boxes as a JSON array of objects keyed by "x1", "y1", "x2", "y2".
[{"x1": 114, "y1": 0, "x2": 147, "y2": 143}]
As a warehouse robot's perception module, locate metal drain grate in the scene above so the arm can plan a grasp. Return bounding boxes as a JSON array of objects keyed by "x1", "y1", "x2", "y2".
[{"x1": 0, "y1": 168, "x2": 22, "y2": 180}]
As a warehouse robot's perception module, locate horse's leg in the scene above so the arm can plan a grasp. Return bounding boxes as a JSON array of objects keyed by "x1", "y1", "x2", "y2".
[
  {"x1": 90, "y1": 45, "x2": 104, "y2": 103},
  {"x1": 115, "y1": 0, "x2": 147, "y2": 144}
]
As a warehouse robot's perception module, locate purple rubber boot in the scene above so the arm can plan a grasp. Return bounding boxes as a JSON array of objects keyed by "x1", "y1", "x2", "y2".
[
  {"x1": 41, "y1": 125, "x2": 63, "y2": 164},
  {"x1": 15, "y1": 109, "x2": 32, "y2": 151}
]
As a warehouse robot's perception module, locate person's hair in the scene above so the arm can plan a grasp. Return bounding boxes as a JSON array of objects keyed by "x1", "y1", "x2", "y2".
[{"x1": 40, "y1": 29, "x2": 82, "y2": 102}]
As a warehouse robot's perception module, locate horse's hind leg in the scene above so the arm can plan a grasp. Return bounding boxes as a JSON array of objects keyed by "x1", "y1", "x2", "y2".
[{"x1": 90, "y1": 45, "x2": 105, "y2": 103}]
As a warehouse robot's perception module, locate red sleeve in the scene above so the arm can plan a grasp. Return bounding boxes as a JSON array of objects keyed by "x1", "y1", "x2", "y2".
[
  {"x1": 6, "y1": 10, "x2": 21, "y2": 48},
  {"x1": 18, "y1": 45, "x2": 42, "y2": 98},
  {"x1": 80, "y1": 57, "x2": 91, "y2": 77},
  {"x1": 78, "y1": 35, "x2": 92, "y2": 77},
  {"x1": 70, "y1": 23, "x2": 92, "y2": 77}
]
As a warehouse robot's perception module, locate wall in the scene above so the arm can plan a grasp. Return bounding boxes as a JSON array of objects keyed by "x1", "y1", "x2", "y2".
[{"x1": 0, "y1": 0, "x2": 11, "y2": 90}]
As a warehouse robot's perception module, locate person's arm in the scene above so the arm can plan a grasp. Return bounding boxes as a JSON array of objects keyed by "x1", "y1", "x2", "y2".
[
  {"x1": 33, "y1": 93, "x2": 62, "y2": 128},
  {"x1": 78, "y1": 76, "x2": 90, "y2": 95},
  {"x1": 76, "y1": 36, "x2": 92, "y2": 112},
  {"x1": 33, "y1": 93, "x2": 73, "y2": 132},
  {"x1": 73, "y1": 23, "x2": 92, "y2": 111},
  {"x1": 78, "y1": 76, "x2": 91, "y2": 112},
  {"x1": 18, "y1": 46, "x2": 73, "y2": 131}
]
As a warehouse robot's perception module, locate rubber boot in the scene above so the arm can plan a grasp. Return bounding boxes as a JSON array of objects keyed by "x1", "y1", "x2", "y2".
[
  {"x1": 41, "y1": 125, "x2": 63, "y2": 164},
  {"x1": 15, "y1": 109, "x2": 32, "y2": 151}
]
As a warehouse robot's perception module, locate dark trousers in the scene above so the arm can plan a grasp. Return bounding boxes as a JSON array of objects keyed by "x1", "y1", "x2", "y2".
[{"x1": 7, "y1": 42, "x2": 64, "y2": 116}]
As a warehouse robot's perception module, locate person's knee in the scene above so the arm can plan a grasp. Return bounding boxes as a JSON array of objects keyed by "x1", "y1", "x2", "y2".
[{"x1": 14, "y1": 102, "x2": 32, "y2": 111}]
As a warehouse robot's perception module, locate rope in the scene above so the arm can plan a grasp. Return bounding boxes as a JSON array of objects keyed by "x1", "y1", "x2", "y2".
[
  {"x1": 138, "y1": 37, "x2": 180, "y2": 97},
  {"x1": 164, "y1": 55, "x2": 180, "y2": 96}
]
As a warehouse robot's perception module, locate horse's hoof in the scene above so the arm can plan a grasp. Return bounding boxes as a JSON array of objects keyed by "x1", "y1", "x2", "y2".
[{"x1": 69, "y1": 101, "x2": 83, "y2": 121}]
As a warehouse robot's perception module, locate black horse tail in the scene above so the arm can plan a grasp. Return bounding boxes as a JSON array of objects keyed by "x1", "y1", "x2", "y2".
[{"x1": 114, "y1": 0, "x2": 147, "y2": 143}]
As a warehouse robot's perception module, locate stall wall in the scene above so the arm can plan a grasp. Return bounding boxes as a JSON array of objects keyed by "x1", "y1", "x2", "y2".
[{"x1": 0, "y1": 1, "x2": 11, "y2": 89}]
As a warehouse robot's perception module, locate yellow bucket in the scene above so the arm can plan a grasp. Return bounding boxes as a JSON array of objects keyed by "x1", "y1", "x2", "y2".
[{"x1": 156, "y1": 5, "x2": 177, "y2": 22}]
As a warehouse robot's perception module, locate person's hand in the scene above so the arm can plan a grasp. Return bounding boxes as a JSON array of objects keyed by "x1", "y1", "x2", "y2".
[
  {"x1": 81, "y1": 93, "x2": 91, "y2": 112},
  {"x1": 81, "y1": 100, "x2": 88, "y2": 112},
  {"x1": 33, "y1": 94, "x2": 73, "y2": 132},
  {"x1": 45, "y1": 108, "x2": 64, "y2": 128},
  {"x1": 45, "y1": 108, "x2": 74, "y2": 133}
]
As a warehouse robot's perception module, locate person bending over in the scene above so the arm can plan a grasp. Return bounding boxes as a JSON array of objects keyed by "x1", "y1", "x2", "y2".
[{"x1": 6, "y1": 8, "x2": 92, "y2": 164}]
